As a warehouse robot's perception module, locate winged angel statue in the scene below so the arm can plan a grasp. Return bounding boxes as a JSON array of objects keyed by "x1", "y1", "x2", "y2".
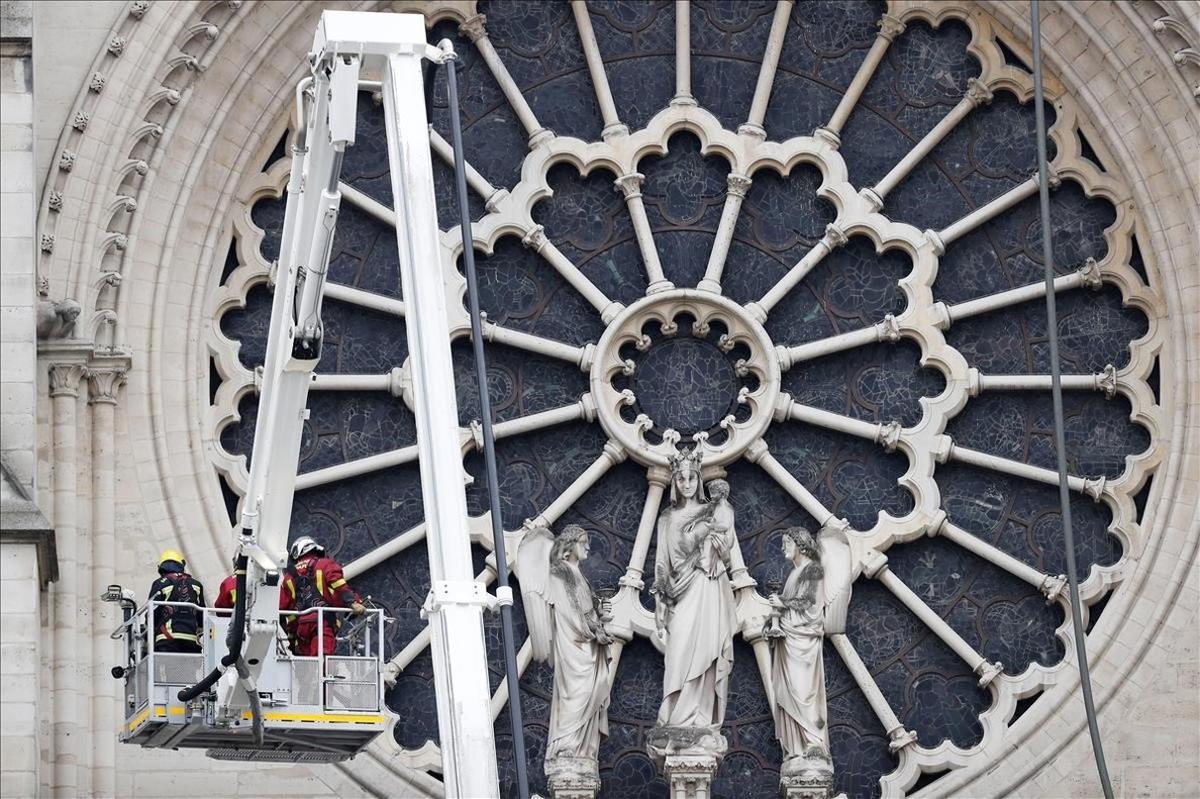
[
  {"x1": 516, "y1": 524, "x2": 614, "y2": 791},
  {"x1": 765, "y1": 524, "x2": 853, "y2": 785}
]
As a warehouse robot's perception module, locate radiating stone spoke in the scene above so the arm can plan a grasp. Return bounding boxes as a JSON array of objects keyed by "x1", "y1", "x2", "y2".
[
  {"x1": 458, "y1": 14, "x2": 553, "y2": 147},
  {"x1": 308, "y1": 366, "x2": 408, "y2": 398},
  {"x1": 339, "y1": 180, "x2": 395, "y2": 226},
  {"x1": 296, "y1": 443, "x2": 421, "y2": 491},
  {"x1": 344, "y1": 521, "x2": 428, "y2": 580},
  {"x1": 523, "y1": 441, "x2": 627, "y2": 530},
  {"x1": 614, "y1": 172, "x2": 672, "y2": 294},
  {"x1": 571, "y1": 0, "x2": 627, "y2": 139},
  {"x1": 489, "y1": 397, "x2": 597, "y2": 443},
  {"x1": 776, "y1": 312, "x2": 902, "y2": 370},
  {"x1": 969, "y1": 364, "x2": 1119, "y2": 399},
  {"x1": 863, "y1": 549, "x2": 1004, "y2": 687},
  {"x1": 745, "y1": 224, "x2": 847, "y2": 322},
  {"x1": 745, "y1": 439, "x2": 838, "y2": 527},
  {"x1": 739, "y1": 0, "x2": 792, "y2": 140},
  {"x1": 429, "y1": 128, "x2": 508, "y2": 212},
  {"x1": 924, "y1": 170, "x2": 1059, "y2": 255},
  {"x1": 521, "y1": 225, "x2": 624, "y2": 323},
  {"x1": 324, "y1": 280, "x2": 405, "y2": 318},
  {"x1": 697, "y1": 172, "x2": 753, "y2": 294},
  {"x1": 930, "y1": 513, "x2": 1068, "y2": 601},
  {"x1": 862, "y1": 79, "x2": 995, "y2": 211},
  {"x1": 934, "y1": 258, "x2": 1102, "y2": 328},
  {"x1": 936, "y1": 435, "x2": 1107, "y2": 500},
  {"x1": 489, "y1": 638, "x2": 534, "y2": 720},
  {"x1": 618, "y1": 467, "x2": 670, "y2": 591},
  {"x1": 815, "y1": 12, "x2": 907, "y2": 145},
  {"x1": 774, "y1": 395, "x2": 902, "y2": 452},
  {"x1": 673, "y1": 0, "x2": 693, "y2": 104},
  {"x1": 480, "y1": 320, "x2": 595, "y2": 369},
  {"x1": 828, "y1": 634, "x2": 918, "y2": 751}
]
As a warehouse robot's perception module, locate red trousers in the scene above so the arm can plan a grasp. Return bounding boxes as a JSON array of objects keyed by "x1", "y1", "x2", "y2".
[{"x1": 294, "y1": 622, "x2": 336, "y2": 657}]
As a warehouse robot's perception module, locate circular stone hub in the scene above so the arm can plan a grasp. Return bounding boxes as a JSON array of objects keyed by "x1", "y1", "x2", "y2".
[{"x1": 589, "y1": 290, "x2": 781, "y2": 468}]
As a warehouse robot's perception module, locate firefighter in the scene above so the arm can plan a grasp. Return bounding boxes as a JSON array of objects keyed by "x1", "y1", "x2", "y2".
[
  {"x1": 147, "y1": 549, "x2": 206, "y2": 653},
  {"x1": 214, "y1": 559, "x2": 297, "y2": 617},
  {"x1": 287, "y1": 536, "x2": 365, "y2": 657}
]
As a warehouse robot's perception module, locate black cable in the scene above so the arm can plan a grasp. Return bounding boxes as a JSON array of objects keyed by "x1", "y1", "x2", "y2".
[
  {"x1": 442, "y1": 43, "x2": 531, "y2": 799},
  {"x1": 1030, "y1": 4, "x2": 1115, "y2": 797},
  {"x1": 178, "y1": 553, "x2": 248, "y2": 702}
]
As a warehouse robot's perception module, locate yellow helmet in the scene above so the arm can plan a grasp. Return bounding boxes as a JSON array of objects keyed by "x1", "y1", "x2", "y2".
[{"x1": 158, "y1": 549, "x2": 186, "y2": 569}]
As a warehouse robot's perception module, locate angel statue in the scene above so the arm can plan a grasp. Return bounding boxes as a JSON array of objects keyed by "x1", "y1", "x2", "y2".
[
  {"x1": 648, "y1": 447, "x2": 738, "y2": 759},
  {"x1": 765, "y1": 524, "x2": 853, "y2": 793},
  {"x1": 516, "y1": 524, "x2": 614, "y2": 795}
]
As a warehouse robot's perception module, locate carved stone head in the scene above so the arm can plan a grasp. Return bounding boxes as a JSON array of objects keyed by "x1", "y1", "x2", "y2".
[
  {"x1": 668, "y1": 446, "x2": 705, "y2": 505},
  {"x1": 706, "y1": 478, "x2": 729, "y2": 501},
  {"x1": 553, "y1": 524, "x2": 590, "y2": 563},
  {"x1": 781, "y1": 526, "x2": 819, "y2": 563}
]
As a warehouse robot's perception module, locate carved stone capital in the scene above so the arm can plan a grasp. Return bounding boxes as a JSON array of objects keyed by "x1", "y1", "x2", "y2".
[
  {"x1": 48, "y1": 363, "x2": 87, "y2": 399},
  {"x1": 546, "y1": 755, "x2": 600, "y2": 799},
  {"x1": 1039, "y1": 573, "x2": 1068, "y2": 602},
  {"x1": 887, "y1": 726, "x2": 918, "y2": 752},
  {"x1": 862, "y1": 549, "x2": 889, "y2": 579},
  {"x1": 975, "y1": 659, "x2": 1004, "y2": 687},
  {"x1": 876, "y1": 419, "x2": 903, "y2": 452},
  {"x1": 877, "y1": 14, "x2": 906, "y2": 42},
  {"x1": 1096, "y1": 363, "x2": 1118, "y2": 399},
  {"x1": 521, "y1": 224, "x2": 548, "y2": 252},
  {"x1": 726, "y1": 172, "x2": 753, "y2": 198},
  {"x1": 923, "y1": 228, "x2": 946, "y2": 256},
  {"x1": 965, "y1": 77, "x2": 994, "y2": 107},
  {"x1": 875, "y1": 313, "x2": 901, "y2": 343},
  {"x1": 737, "y1": 122, "x2": 767, "y2": 141},
  {"x1": 822, "y1": 223, "x2": 848, "y2": 249},
  {"x1": 613, "y1": 172, "x2": 645, "y2": 199},
  {"x1": 458, "y1": 13, "x2": 487, "y2": 43},
  {"x1": 1077, "y1": 257, "x2": 1103, "y2": 289},
  {"x1": 87, "y1": 367, "x2": 128, "y2": 405}
]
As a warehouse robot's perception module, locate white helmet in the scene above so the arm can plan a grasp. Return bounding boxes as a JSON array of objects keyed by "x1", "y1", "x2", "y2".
[{"x1": 289, "y1": 536, "x2": 323, "y2": 561}]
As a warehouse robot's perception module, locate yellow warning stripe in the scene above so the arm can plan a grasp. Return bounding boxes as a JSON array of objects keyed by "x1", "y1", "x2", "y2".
[
  {"x1": 153, "y1": 706, "x2": 187, "y2": 717},
  {"x1": 126, "y1": 708, "x2": 150, "y2": 732},
  {"x1": 241, "y1": 710, "x2": 385, "y2": 725}
]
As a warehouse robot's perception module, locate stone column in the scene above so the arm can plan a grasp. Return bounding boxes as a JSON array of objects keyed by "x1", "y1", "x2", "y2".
[
  {"x1": 48, "y1": 361, "x2": 85, "y2": 796},
  {"x1": 87, "y1": 365, "x2": 125, "y2": 798}
]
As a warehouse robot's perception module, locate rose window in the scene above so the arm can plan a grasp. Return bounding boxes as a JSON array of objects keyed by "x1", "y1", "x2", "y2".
[{"x1": 209, "y1": 2, "x2": 1163, "y2": 797}]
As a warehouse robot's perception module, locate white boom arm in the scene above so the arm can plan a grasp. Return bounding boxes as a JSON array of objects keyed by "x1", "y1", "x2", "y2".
[{"x1": 205, "y1": 12, "x2": 500, "y2": 795}]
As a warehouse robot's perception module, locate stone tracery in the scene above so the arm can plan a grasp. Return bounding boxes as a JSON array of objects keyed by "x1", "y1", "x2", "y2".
[{"x1": 205, "y1": 2, "x2": 1167, "y2": 796}]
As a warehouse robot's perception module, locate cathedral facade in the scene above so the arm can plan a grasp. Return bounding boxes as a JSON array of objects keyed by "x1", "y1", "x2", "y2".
[{"x1": 1, "y1": 1, "x2": 1197, "y2": 797}]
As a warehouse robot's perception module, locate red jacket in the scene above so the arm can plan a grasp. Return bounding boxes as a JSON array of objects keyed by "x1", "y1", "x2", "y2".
[
  {"x1": 289, "y1": 553, "x2": 361, "y2": 612},
  {"x1": 214, "y1": 571, "x2": 297, "y2": 611}
]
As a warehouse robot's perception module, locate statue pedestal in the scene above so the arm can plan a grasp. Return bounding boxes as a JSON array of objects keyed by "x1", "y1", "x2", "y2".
[
  {"x1": 780, "y1": 753, "x2": 835, "y2": 799},
  {"x1": 646, "y1": 725, "x2": 728, "y2": 799},
  {"x1": 546, "y1": 757, "x2": 601, "y2": 799}
]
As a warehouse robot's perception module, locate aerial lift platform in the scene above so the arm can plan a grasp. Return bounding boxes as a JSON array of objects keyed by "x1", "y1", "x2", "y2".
[{"x1": 107, "y1": 13, "x2": 502, "y2": 783}]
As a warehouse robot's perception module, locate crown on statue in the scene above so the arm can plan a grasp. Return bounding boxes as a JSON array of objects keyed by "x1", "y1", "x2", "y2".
[{"x1": 667, "y1": 445, "x2": 702, "y2": 474}]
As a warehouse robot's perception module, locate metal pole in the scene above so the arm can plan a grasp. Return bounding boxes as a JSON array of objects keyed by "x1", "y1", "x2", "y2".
[
  {"x1": 1030, "y1": 5, "x2": 1115, "y2": 798},
  {"x1": 379, "y1": 27, "x2": 500, "y2": 794},
  {"x1": 441, "y1": 41, "x2": 532, "y2": 799}
]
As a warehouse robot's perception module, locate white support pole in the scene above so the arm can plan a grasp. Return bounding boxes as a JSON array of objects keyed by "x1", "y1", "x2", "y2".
[
  {"x1": 525, "y1": 441, "x2": 627, "y2": 529},
  {"x1": 697, "y1": 173, "x2": 753, "y2": 293},
  {"x1": 936, "y1": 435, "x2": 1107, "y2": 500},
  {"x1": 936, "y1": 518, "x2": 1067, "y2": 600},
  {"x1": 380, "y1": 27, "x2": 499, "y2": 795},
  {"x1": 776, "y1": 312, "x2": 901, "y2": 370},
  {"x1": 926, "y1": 169, "x2": 1058, "y2": 254},
  {"x1": 619, "y1": 466, "x2": 670, "y2": 589},
  {"x1": 491, "y1": 398, "x2": 595, "y2": 442},
  {"x1": 481, "y1": 320, "x2": 594, "y2": 369}
]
